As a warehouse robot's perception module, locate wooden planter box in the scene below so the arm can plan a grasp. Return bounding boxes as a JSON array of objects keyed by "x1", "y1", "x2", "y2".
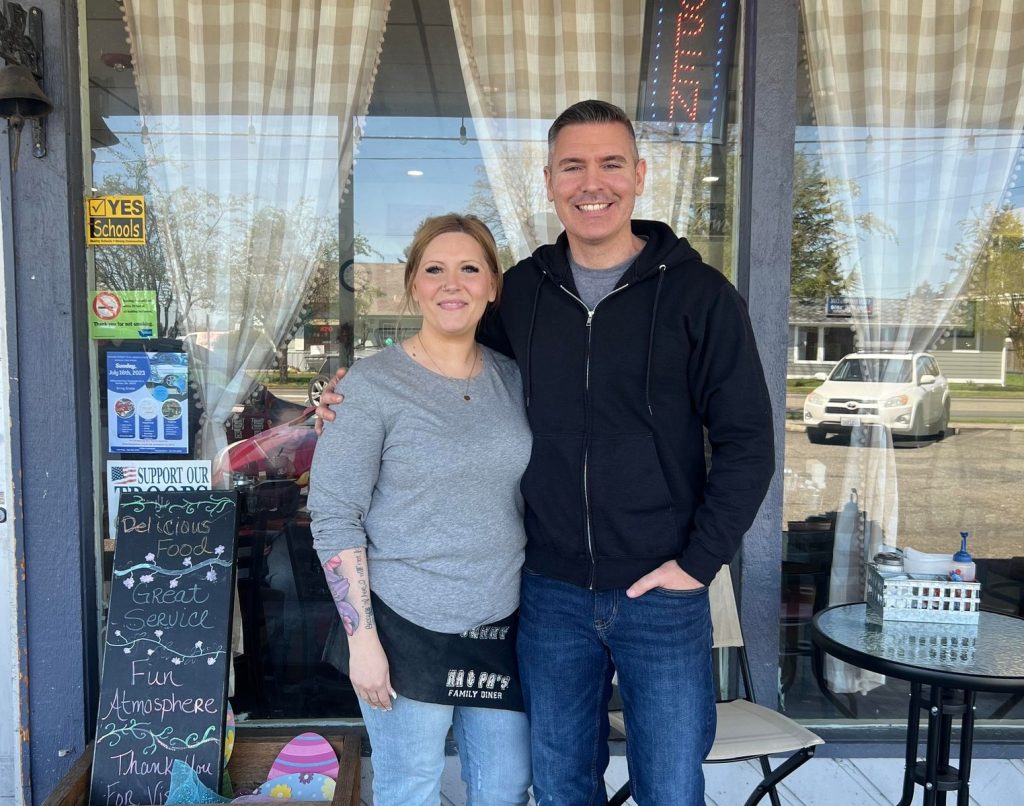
[{"x1": 43, "y1": 734, "x2": 362, "y2": 806}]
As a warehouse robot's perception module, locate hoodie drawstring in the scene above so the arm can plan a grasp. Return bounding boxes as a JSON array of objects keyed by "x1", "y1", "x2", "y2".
[
  {"x1": 525, "y1": 274, "x2": 545, "y2": 407},
  {"x1": 645, "y1": 265, "x2": 667, "y2": 415}
]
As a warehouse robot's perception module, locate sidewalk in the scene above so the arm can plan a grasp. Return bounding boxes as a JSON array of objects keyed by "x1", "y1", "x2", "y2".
[{"x1": 355, "y1": 755, "x2": 1024, "y2": 804}]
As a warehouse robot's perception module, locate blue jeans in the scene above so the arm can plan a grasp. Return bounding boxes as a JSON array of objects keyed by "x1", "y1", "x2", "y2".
[
  {"x1": 359, "y1": 695, "x2": 531, "y2": 806},
  {"x1": 517, "y1": 570, "x2": 716, "y2": 805}
]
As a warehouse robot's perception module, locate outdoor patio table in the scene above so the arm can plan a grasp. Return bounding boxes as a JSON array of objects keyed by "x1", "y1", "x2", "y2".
[{"x1": 811, "y1": 602, "x2": 1024, "y2": 806}]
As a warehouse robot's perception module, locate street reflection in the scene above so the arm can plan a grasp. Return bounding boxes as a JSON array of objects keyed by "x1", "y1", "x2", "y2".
[{"x1": 780, "y1": 425, "x2": 1024, "y2": 720}]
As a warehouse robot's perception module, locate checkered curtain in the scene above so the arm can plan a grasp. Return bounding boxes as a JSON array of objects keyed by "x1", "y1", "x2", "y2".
[
  {"x1": 122, "y1": 0, "x2": 389, "y2": 459},
  {"x1": 803, "y1": 0, "x2": 1024, "y2": 354},
  {"x1": 449, "y1": 0, "x2": 652, "y2": 258},
  {"x1": 803, "y1": 0, "x2": 1024, "y2": 695}
]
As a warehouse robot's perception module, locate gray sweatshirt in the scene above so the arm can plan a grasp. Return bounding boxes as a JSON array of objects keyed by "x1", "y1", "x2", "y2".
[{"x1": 308, "y1": 344, "x2": 532, "y2": 633}]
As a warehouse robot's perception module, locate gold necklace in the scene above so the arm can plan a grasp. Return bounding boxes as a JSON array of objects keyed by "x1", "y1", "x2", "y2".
[{"x1": 413, "y1": 335, "x2": 481, "y2": 401}]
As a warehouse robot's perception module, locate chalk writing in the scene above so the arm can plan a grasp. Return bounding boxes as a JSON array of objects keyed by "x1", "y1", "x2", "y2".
[{"x1": 90, "y1": 491, "x2": 237, "y2": 805}]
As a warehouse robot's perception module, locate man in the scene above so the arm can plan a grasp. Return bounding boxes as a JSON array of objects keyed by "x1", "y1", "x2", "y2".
[{"x1": 319, "y1": 100, "x2": 774, "y2": 804}]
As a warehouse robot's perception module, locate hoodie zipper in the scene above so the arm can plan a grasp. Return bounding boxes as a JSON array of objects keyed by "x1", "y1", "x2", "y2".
[{"x1": 556, "y1": 282, "x2": 629, "y2": 589}]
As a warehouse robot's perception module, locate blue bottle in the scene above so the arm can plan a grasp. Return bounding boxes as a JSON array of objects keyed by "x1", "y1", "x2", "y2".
[
  {"x1": 953, "y1": 531, "x2": 972, "y2": 563},
  {"x1": 952, "y1": 531, "x2": 976, "y2": 582}
]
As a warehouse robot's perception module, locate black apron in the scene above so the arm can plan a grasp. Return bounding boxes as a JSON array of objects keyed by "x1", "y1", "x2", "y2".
[{"x1": 327, "y1": 592, "x2": 524, "y2": 711}]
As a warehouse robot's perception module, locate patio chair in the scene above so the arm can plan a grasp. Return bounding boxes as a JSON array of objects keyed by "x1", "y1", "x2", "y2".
[{"x1": 607, "y1": 567, "x2": 824, "y2": 806}]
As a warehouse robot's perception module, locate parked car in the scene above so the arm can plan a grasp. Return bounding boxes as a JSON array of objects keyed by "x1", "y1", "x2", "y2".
[
  {"x1": 148, "y1": 352, "x2": 188, "y2": 396},
  {"x1": 307, "y1": 353, "x2": 341, "y2": 406},
  {"x1": 306, "y1": 344, "x2": 386, "y2": 405},
  {"x1": 802, "y1": 352, "x2": 951, "y2": 443}
]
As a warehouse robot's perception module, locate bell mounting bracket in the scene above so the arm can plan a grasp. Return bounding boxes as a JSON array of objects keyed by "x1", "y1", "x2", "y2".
[{"x1": 0, "y1": 2, "x2": 46, "y2": 161}]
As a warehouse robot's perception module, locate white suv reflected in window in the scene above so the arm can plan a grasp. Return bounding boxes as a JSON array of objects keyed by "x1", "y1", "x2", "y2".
[{"x1": 802, "y1": 352, "x2": 951, "y2": 444}]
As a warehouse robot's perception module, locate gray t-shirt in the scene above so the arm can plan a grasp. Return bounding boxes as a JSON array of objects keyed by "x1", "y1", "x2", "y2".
[
  {"x1": 308, "y1": 344, "x2": 532, "y2": 633},
  {"x1": 568, "y1": 249, "x2": 636, "y2": 310}
]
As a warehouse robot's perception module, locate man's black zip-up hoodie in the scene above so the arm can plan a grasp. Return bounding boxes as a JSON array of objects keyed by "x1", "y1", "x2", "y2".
[{"x1": 479, "y1": 220, "x2": 774, "y2": 590}]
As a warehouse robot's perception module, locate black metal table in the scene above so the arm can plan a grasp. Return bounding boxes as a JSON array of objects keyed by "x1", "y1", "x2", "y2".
[{"x1": 811, "y1": 603, "x2": 1024, "y2": 806}]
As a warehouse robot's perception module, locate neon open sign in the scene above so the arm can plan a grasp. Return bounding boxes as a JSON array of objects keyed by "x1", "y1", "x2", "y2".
[{"x1": 640, "y1": 0, "x2": 739, "y2": 141}]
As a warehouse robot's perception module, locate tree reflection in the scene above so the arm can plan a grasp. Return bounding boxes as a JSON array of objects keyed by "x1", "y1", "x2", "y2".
[
  {"x1": 790, "y1": 152, "x2": 893, "y2": 301},
  {"x1": 951, "y1": 204, "x2": 1024, "y2": 362}
]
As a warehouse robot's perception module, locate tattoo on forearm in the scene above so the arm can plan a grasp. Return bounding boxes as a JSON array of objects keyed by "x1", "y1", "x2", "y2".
[
  {"x1": 352, "y1": 550, "x2": 375, "y2": 631},
  {"x1": 323, "y1": 554, "x2": 360, "y2": 636}
]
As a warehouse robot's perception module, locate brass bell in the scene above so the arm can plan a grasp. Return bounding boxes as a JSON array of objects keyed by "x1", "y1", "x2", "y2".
[
  {"x1": 0, "y1": 63, "x2": 52, "y2": 119},
  {"x1": 0, "y1": 63, "x2": 54, "y2": 171}
]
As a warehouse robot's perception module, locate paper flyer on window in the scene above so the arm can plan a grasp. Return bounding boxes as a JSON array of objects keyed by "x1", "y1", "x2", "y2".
[
  {"x1": 105, "y1": 460, "x2": 212, "y2": 541},
  {"x1": 89, "y1": 289, "x2": 158, "y2": 339},
  {"x1": 107, "y1": 351, "x2": 189, "y2": 454}
]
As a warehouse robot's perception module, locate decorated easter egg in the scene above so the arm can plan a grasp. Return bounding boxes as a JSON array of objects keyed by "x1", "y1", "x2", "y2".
[
  {"x1": 267, "y1": 733, "x2": 339, "y2": 781},
  {"x1": 254, "y1": 772, "x2": 336, "y2": 801},
  {"x1": 223, "y1": 701, "x2": 236, "y2": 766}
]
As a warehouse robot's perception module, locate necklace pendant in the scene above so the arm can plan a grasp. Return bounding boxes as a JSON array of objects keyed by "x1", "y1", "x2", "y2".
[{"x1": 463, "y1": 394, "x2": 471, "y2": 401}]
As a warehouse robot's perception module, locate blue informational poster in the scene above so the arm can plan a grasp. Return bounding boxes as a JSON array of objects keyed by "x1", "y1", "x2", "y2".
[{"x1": 107, "y1": 351, "x2": 189, "y2": 454}]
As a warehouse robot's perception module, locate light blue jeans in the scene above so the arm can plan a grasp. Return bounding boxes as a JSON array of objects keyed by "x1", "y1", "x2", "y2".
[{"x1": 359, "y1": 695, "x2": 531, "y2": 806}]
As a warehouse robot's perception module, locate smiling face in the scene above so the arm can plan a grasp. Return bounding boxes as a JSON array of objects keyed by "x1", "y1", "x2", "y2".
[
  {"x1": 544, "y1": 121, "x2": 646, "y2": 265},
  {"x1": 410, "y1": 231, "x2": 497, "y2": 340}
]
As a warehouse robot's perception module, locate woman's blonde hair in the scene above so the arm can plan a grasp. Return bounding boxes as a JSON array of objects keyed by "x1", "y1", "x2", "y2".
[{"x1": 403, "y1": 214, "x2": 504, "y2": 308}]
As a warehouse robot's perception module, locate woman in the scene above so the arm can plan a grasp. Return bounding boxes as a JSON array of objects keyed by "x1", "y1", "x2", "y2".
[{"x1": 308, "y1": 214, "x2": 532, "y2": 806}]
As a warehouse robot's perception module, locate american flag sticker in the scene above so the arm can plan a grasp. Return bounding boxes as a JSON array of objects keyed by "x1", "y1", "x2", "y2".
[
  {"x1": 110, "y1": 466, "x2": 137, "y2": 485},
  {"x1": 105, "y1": 460, "x2": 212, "y2": 541}
]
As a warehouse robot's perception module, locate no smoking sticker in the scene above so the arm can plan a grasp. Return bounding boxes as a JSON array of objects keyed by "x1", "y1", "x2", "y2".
[
  {"x1": 93, "y1": 291, "x2": 123, "y2": 320},
  {"x1": 89, "y1": 290, "x2": 158, "y2": 339}
]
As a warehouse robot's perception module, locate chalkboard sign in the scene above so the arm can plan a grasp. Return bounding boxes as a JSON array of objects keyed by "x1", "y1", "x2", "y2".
[{"x1": 91, "y1": 490, "x2": 238, "y2": 806}]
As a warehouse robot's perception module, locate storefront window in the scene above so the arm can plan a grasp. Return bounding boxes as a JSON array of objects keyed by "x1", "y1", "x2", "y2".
[
  {"x1": 85, "y1": 0, "x2": 745, "y2": 722},
  {"x1": 87, "y1": 0, "x2": 390, "y2": 720},
  {"x1": 783, "y1": 2, "x2": 1024, "y2": 727}
]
